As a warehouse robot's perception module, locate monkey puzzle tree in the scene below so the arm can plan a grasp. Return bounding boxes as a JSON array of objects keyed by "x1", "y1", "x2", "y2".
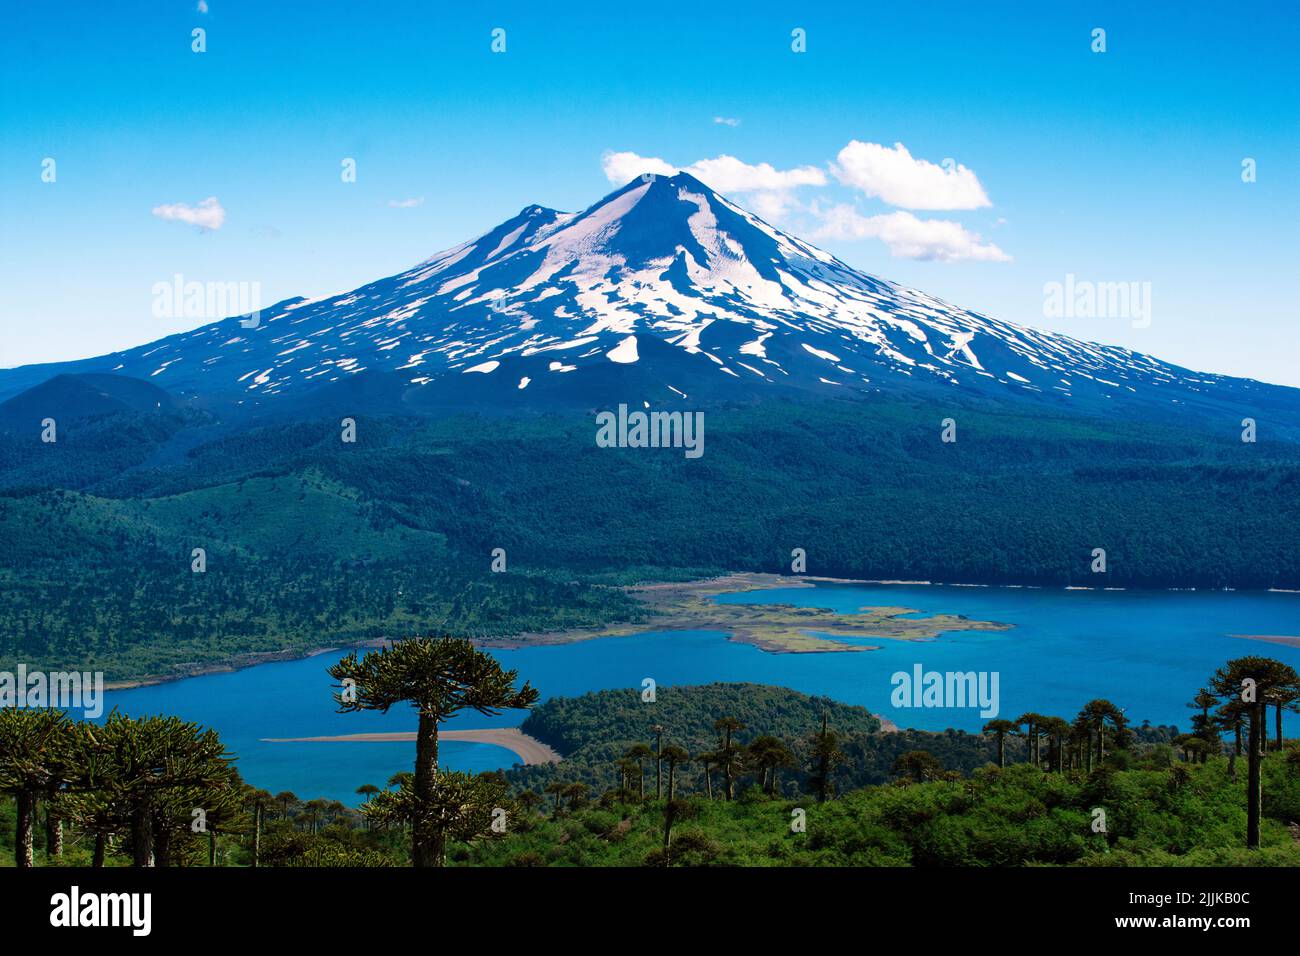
[
  {"x1": 1269, "y1": 683, "x2": 1299, "y2": 752},
  {"x1": 647, "y1": 797, "x2": 701, "y2": 867},
  {"x1": 0, "y1": 708, "x2": 74, "y2": 869},
  {"x1": 650, "y1": 724, "x2": 666, "y2": 799},
  {"x1": 1189, "y1": 688, "x2": 1219, "y2": 749},
  {"x1": 892, "y1": 750, "x2": 942, "y2": 784},
  {"x1": 1039, "y1": 717, "x2": 1072, "y2": 773},
  {"x1": 660, "y1": 745, "x2": 690, "y2": 801},
  {"x1": 746, "y1": 735, "x2": 795, "y2": 796},
  {"x1": 713, "y1": 717, "x2": 746, "y2": 800},
  {"x1": 328, "y1": 636, "x2": 537, "y2": 867},
  {"x1": 1077, "y1": 699, "x2": 1127, "y2": 765},
  {"x1": 562, "y1": 781, "x2": 589, "y2": 811},
  {"x1": 273, "y1": 791, "x2": 299, "y2": 822},
  {"x1": 615, "y1": 757, "x2": 639, "y2": 797},
  {"x1": 362, "y1": 770, "x2": 512, "y2": 863},
  {"x1": 516, "y1": 789, "x2": 543, "y2": 815},
  {"x1": 544, "y1": 781, "x2": 567, "y2": 817},
  {"x1": 247, "y1": 787, "x2": 273, "y2": 863},
  {"x1": 1209, "y1": 656, "x2": 1300, "y2": 849},
  {"x1": 624, "y1": 743, "x2": 652, "y2": 800},
  {"x1": 74, "y1": 713, "x2": 235, "y2": 867},
  {"x1": 697, "y1": 749, "x2": 719, "y2": 800},
  {"x1": 807, "y1": 713, "x2": 843, "y2": 802},
  {"x1": 982, "y1": 718, "x2": 1017, "y2": 768},
  {"x1": 1015, "y1": 713, "x2": 1048, "y2": 767}
]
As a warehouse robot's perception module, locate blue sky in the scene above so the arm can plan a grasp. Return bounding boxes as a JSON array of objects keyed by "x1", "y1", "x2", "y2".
[{"x1": 3, "y1": 1, "x2": 1298, "y2": 384}]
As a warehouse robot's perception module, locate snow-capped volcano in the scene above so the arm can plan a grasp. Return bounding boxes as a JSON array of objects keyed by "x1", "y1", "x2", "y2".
[{"x1": 1, "y1": 172, "x2": 1294, "y2": 423}]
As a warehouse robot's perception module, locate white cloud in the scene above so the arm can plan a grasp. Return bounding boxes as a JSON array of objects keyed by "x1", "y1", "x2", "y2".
[
  {"x1": 684, "y1": 155, "x2": 827, "y2": 193},
  {"x1": 601, "y1": 151, "x2": 678, "y2": 184},
  {"x1": 713, "y1": 116, "x2": 741, "y2": 127},
  {"x1": 832, "y1": 141, "x2": 991, "y2": 210},
  {"x1": 387, "y1": 197, "x2": 425, "y2": 208},
  {"x1": 811, "y1": 205, "x2": 1010, "y2": 263},
  {"x1": 601, "y1": 151, "x2": 825, "y2": 225},
  {"x1": 602, "y1": 151, "x2": 826, "y2": 193},
  {"x1": 599, "y1": 145, "x2": 1010, "y2": 260},
  {"x1": 197, "y1": 0, "x2": 208, "y2": 12},
  {"x1": 151, "y1": 196, "x2": 225, "y2": 231}
]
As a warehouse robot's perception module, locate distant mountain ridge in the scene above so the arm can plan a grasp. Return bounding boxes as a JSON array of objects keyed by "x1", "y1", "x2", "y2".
[{"x1": 2, "y1": 173, "x2": 1296, "y2": 430}]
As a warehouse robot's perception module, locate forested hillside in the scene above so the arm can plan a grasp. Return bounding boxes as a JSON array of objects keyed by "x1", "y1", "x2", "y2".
[{"x1": 3, "y1": 395, "x2": 1299, "y2": 680}]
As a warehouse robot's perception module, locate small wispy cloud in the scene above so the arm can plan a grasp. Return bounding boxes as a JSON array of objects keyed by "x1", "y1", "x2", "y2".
[
  {"x1": 151, "y1": 196, "x2": 225, "y2": 231},
  {"x1": 387, "y1": 197, "x2": 425, "y2": 209},
  {"x1": 713, "y1": 116, "x2": 741, "y2": 127},
  {"x1": 197, "y1": 0, "x2": 209, "y2": 13}
]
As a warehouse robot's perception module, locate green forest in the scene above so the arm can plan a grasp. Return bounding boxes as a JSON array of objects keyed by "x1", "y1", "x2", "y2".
[{"x1": 3, "y1": 396, "x2": 1299, "y2": 682}]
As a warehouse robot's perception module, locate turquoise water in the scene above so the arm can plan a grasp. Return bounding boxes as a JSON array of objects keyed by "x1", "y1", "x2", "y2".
[{"x1": 98, "y1": 583, "x2": 1300, "y2": 804}]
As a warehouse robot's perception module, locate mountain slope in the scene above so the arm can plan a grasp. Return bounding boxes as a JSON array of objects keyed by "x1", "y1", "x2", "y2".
[
  {"x1": 0, "y1": 372, "x2": 176, "y2": 430},
  {"x1": 2, "y1": 173, "x2": 1295, "y2": 428}
]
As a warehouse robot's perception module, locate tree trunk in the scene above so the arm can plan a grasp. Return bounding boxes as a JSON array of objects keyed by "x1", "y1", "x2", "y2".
[
  {"x1": 704, "y1": 767, "x2": 713, "y2": 800},
  {"x1": 252, "y1": 802, "x2": 262, "y2": 868},
  {"x1": 667, "y1": 768, "x2": 676, "y2": 802},
  {"x1": 131, "y1": 798, "x2": 153, "y2": 867},
  {"x1": 412, "y1": 711, "x2": 440, "y2": 867},
  {"x1": 997, "y1": 735, "x2": 1005, "y2": 768},
  {"x1": 15, "y1": 791, "x2": 35, "y2": 869},
  {"x1": 1277, "y1": 702, "x2": 1285, "y2": 752},
  {"x1": 1247, "y1": 701, "x2": 1262, "y2": 849},
  {"x1": 638, "y1": 762, "x2": 645, "y2": 800},
  {"x1": 154, "y1": 818, "x2": 171, "y2": 868},
  {"x1": 209, "y1": 829, "x2": 217, "y2": 867},
  {"x1": 723, "y1": 729, "x2": 733, "y2": 800},
  {"x1": 655, "y1": 732, "x2": 663, "y2": 800},
  {"x1": 45, "y1": 798, "x2": 63, "y2": 862},
  {"x1": 92, "y1": 831, "x2": 106, "y2": 868},
  {"x1": 1234, "y1": 723, "x2": 1242, "y2": 756}
]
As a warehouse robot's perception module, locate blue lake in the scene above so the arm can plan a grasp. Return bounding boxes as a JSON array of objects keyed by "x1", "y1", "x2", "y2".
[{"x1": 99, "y1": 583, "x2": 1300, "y2": 804}]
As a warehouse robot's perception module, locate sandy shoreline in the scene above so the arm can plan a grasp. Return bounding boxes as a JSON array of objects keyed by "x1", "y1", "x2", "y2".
[
  {"x1": 260, "y1": 727, "x2": 561, "y2": 765},
  {"x1": 1232, "y1": 634, "x2": 1300, "y2": 649}
]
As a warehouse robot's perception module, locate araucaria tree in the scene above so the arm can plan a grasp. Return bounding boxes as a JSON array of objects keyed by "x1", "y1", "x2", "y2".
[
  {"x1": 1208, "y1": 656, "x2": 1300, "y2": 849},
  {"x1": 1076, "y1": 699, "x2": 1128, "y2": 765},
  {"x1": 713, "y1": 717, "x2": 746, "y2": 800},
  {"x1": 73, "y1": 713, "x2": 237, "y2": 867},
  {"x1": 328, "y1": 636, "x2": 538, "y2": 867},
  {"x1": 807, "y1": 714, "x2": 843, "y2": 802},
  {"x1": 0, "y1": 708, "x2": 73, "y2": 869},
  {"x1": 982, "y1": 719, "x2": 1016, "y2": 768}
]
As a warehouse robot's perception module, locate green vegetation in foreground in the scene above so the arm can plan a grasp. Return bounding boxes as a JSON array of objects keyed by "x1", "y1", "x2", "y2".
[
  {"x1": 506, "y1": 683, "x2": 1033, "y2": 796},
  {"x1": 3, "y1": 397, "x2": 1300, "y2": 681},
  {"x1": 2, "y1": 644, "x2": 1297, "y2": 868},
  {"x1": 455, "y1": 757, "x2": 1300, "y2": 867}
]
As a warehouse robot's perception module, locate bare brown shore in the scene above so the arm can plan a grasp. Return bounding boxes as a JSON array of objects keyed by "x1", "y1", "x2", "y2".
[
  {"x1": 261, "y1": 727, "x2": 560, "y2": 765},
  {"x1": 482, "y1": 573, "x2": 1011, "y2": 655}
]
